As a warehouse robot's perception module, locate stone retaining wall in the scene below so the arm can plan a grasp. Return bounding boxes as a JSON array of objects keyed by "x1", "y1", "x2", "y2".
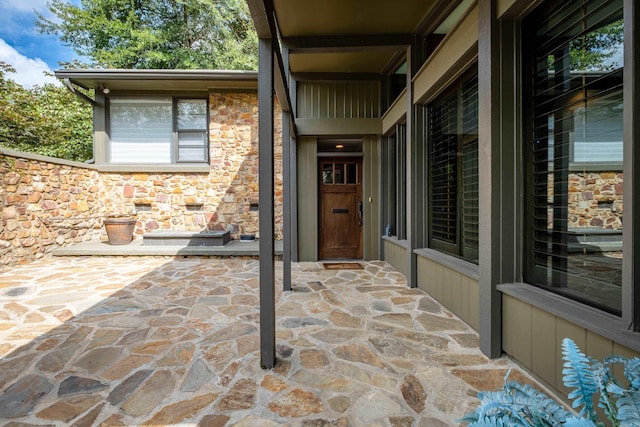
[
  {"x1": 1, "y1": 92, "x2": 284, "y2": 266},
  {"x1": 1, "y1": 150, "x2": 104, "y2": 265}
]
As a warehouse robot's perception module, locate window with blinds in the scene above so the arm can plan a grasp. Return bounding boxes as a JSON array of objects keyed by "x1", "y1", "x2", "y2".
[
  {"x1": 428, "y1": 71, "x2": 479, "y2": 264},
  {"x1": 524, "y1": 0, "x2": 623, "y2": 314},
  {"x1": 109, "y1": 97, "x2": 208, "y2": 164},
  {"x1": 395, "y1": 124, "x2": 407, "y2": 240},
  {"x1": 382, "y1": 123, "x2": 407, "y2": 240}
]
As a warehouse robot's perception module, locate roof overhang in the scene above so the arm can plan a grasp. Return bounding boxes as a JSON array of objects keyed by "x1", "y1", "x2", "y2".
[
  {"x1": 54, "y1": 69, "x2": 259, "y2": 92},
  {"x1": 260, "y1": 0, "x2": 452, "y2": 76}
]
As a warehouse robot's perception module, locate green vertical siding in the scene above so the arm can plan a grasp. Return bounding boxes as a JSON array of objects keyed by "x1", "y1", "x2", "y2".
[
  {"x1": 363, "y1": 136, "x2": 381, "y2": 260},
  {"x1": 502, "y1": 295, "x2": 640, "y2": 398},
  {"x1": 383, "y1": 240, "x2": 408, "y2": 277},
  {"x1": 416, "y1": 256, "x2": 480, "y2": 330},
  {"x1": 296, "y1": 137, "x2": 318, "y2": 261},
  {"x1": 297, "y1": 81, "x2": 380, "y2": 119}
]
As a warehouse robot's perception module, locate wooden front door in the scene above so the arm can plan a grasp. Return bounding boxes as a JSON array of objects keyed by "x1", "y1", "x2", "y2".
[{"x1": 319, "y1": 158, "x2": 363, "y2": 259}]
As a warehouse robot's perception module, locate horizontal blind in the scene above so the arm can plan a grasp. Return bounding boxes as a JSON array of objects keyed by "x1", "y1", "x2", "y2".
[
  {"x1": 462, "y1": 76, "x2": 479, "y2": 262},
  {"x1": 110, "y1": 98, "x2": 172, "y2": 163},
  {"x1": 429, "y1": 93, "x2": 458, "y2": 245}
]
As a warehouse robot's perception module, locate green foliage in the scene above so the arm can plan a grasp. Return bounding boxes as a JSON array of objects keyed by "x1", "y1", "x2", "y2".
[
  {"x1": 36, "y1": 0, "x2": 258, "y2": 70},
  {"x1": 461, "y1": 338, "x2": 640, "y2": 427},
  {"x1": 0, "y1": 62, "x2": 93, "y2": 161}
]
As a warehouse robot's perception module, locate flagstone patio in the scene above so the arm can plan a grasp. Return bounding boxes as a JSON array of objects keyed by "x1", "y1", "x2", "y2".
[{"x1": 0, "y1": 257, "x2": 547, "y2": 426}]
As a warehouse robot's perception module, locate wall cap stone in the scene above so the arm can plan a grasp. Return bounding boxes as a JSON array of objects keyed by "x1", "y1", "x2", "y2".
[{"x1": 0, "y1": 147, "x2": 97, "y2": 170}]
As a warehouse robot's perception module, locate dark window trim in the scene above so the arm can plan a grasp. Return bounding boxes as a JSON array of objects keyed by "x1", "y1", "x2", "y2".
[
  {"x1": 382, "y1": 123, "x2": 407, "y2": 240},
  {"x1": 106, "y1": 95, "x2": 210, "y2": 166},
  {"x1": 174, "y1": 98, "x2": 210, "y2": 164},
  {"x1": 522, "y1": 0, "x2": 624, "y2": 316}
]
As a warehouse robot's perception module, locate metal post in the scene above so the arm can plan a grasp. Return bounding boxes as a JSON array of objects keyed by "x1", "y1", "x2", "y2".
[
  {"x1": 478, "y1": 0, "x2": 503, "y2": 358},
  {"x1": 406, "y1": 45, "x2": 418, "y2": 287},
  {"x1": 259, "y1": 37, "x2": 276, "y2": 369},
  {"x1": 282, "y1": 46, "x2": 292, "y2": 292},
  {"x1": 283, "y1": 110, "x2": 292, "y2": 291}
]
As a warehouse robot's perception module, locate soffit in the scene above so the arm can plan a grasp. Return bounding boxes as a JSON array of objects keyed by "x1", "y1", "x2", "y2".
[
  {"x1": 274, "y1": 0, "x2": 437, "y2": 36},
  {"x1": 272, "y1": 0, "x2": 439, "y2": 75}
]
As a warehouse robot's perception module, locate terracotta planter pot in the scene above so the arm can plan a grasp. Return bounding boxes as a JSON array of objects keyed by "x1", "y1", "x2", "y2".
[{"x1": 104, "y1": 217, "x2": 136, "y2": 245}]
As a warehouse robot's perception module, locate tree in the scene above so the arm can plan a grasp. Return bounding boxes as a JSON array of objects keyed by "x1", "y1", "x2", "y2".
[
  {"x1": 36, "y1": 0, "x2": 258, "y2": 70},
  {"x1": 0, "y1": 62, "x2": 93, "y2": 161}
]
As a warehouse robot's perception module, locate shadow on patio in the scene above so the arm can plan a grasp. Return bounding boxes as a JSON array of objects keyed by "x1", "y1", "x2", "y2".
[{"x1": 0, "y1": 257, "x2": 543, "y2": 426}]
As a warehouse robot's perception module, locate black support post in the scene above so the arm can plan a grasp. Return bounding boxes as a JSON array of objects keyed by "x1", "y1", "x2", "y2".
[
  {"x1": 259, "y1": 37, "x2": 276, "y2": 369},
  {"x1": 282, "y1": 46, "x2": 292, "y2": 292},
  {"x1": 478, "y1": 0, "x2": 504, "y2": 358},
  {"x1": 405, "y1": 45, "x2": 418, "y2": 287}
]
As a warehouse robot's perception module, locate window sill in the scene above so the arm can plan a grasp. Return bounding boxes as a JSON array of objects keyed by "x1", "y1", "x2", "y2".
[
  {"x1": 498, "y1": 283, "x2": 640, "y2": 353},
  {"x1": 96, "y1": 164, "x2": 210, "y2": 173},
  {"x1": 413, "y1": 248, "x2": 480, "y2": 280},
  {"x1": 381, "y1": 235, "x2": 409, "y2": 248}
]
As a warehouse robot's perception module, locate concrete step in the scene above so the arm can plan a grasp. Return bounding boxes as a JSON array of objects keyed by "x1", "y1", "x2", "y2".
[{"x1": 143, "y1": 230, "x2": 231, "y2": 247}]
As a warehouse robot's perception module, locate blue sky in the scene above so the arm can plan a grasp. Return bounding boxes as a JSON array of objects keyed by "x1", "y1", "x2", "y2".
[{"x1": 0, "y1": 0, "x2": 82, "y2": 87}]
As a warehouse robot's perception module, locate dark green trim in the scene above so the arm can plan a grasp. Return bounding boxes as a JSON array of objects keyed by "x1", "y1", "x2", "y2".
[{"x1": 623, "y1": 0, "x2": 640, "y2": 330}]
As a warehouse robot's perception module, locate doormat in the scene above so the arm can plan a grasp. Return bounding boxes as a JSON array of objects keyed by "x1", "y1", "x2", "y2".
[{"x1": 322, "y1": 262, "x2": 364, "y2": 270}]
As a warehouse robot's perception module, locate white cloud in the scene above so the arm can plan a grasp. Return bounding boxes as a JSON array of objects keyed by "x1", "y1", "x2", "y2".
[{"x1": 0, "y1": 39, "x2": 59, "y2": 88}]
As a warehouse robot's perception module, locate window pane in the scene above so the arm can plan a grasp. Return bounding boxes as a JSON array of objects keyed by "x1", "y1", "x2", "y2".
[
  {"x1": 177, "y1": 99, "x2": 207, "y2": 130},
  {"x1": 347, "y1": 163, "x2": 357, "y2": 184},
  {"x1": 525, "y1": 0, "x2": 623, "y2": 314},
  {"x1": 335, "y1": 163, "x2": 344, "y2": 184},
  {"x1": 110, "y1": 98, "x2": 172, "y2": 163},
  {"x1": 463, "y1": 139, "x2": 479, "y2": 262},
  {"x1": 572, "y1": 91, "x2": 623, "y2": 163},
  {"x1": 178, "y1": 131, "x2": 206, "y2": 147},
  {"x1": 178, "y1": 131, "x2": 207, "y2": 162},
  {"x1": 322, "y1": 163, "x2": 333, "y2": 184},
  {"x1": 430, "y1": 93, "x2": 458, "y2": 246},
  {"x1": 179, "y1": 147, "x2": 208, "y2": 162}
]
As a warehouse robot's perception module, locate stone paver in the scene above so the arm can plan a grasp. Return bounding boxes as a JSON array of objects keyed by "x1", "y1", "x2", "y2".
[{"x1": 0, "y1": 257, "x2": 544, "y2": 426}]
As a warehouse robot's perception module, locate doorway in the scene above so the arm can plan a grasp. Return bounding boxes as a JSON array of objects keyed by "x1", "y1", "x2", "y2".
[{"x1": 319, "y1": 157, "x2": 363, "y2": 259}]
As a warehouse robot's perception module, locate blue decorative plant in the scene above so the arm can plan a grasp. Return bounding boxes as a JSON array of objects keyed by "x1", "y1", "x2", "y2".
[{"x1": 460, "y1": 338, "x2": 640, "y2": 426}]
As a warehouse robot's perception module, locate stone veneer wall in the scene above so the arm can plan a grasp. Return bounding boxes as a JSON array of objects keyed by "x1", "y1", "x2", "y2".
[
  {"x1": 100, "y1": 92, "x2": 283, "y2": 240},
  {"x1": 1, "y1": 92, "x2": 284, "y2": 266},
  {"x1": 1, "y1": 150, "x2": 104, "y2": 265}
]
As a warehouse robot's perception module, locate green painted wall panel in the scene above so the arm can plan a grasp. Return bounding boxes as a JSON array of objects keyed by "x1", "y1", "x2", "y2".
[
  {"x1": 467, "y1": 279, "x2": 480, "y2": 331},
  {"x1": 531, "y1": 306, "x2": 557, "y2": 387},
  {"x1": 363, "y1": 136, "x2": 381, "y2": 260},
  {"x1": 416, "y1": 255, "x2": 479, "y2": 331},
  {"x1": 297, "y1": 138, "x2": 318, "y2": 261},
  {"x1": 384, "y1": 240, "x2": 408, "y2": 277},
  {"x1": 503, "y1": 296, "x2": 640, "y2": 401},
  {"x1": 555, "y1": 318, "x2": 587, "y2": 394}
]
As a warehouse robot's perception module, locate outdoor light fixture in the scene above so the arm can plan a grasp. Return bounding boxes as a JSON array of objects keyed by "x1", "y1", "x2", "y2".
[
  {"x1": 336, "y1": 144, "x2": 344, "y2": 149},
  {"x1": 102, "y1": 87, "x2": 110, "y2": 94}
]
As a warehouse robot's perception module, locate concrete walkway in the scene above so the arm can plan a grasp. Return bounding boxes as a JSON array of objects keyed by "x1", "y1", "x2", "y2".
[{"x1": 0, "y1": 257, "x2": 543, "y2": 426}]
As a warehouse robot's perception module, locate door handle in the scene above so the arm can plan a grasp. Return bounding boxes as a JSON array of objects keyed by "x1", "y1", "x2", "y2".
[{"x1": 358, "y1": 201, "x2": 363, "y2": 226}]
